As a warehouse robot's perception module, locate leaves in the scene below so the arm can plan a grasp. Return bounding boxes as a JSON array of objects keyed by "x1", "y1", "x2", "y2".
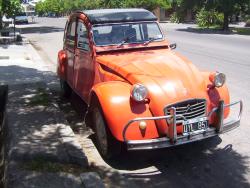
[
  {"x1": 35, "y1": 0, "x2": 170, "y2": 15},
  {"x1": 2, "y1": 0, "x2": 22, "y2": 17}
]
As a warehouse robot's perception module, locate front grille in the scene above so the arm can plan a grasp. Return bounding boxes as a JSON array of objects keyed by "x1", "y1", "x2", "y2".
[{"x1": 164, "y1": 99, "x2": 206, "y2": 121}]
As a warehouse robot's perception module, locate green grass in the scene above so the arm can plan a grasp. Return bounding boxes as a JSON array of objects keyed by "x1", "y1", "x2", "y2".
[
  {"x1": 21, "y1": 158, "x2": 88, "y2": 174},
  {"x1": 27, "y1": 88, "x2": 50, "y2": 107},
  {"x1": 231, "y1": 27, "x2": 250, "y2": 35},
  {"x1": 197, "y1": 25, "x2": 222, "y2": 30}
]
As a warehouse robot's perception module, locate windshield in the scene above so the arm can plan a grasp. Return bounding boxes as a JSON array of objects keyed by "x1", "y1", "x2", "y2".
[
  {"x1": 16, "y1": 13, "x2": 27, "y2": 17},
  {"x1": 92, "y1": 22, "x2": 163, "y2": 46}
]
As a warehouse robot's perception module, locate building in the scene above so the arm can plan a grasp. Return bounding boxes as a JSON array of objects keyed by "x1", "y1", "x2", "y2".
[
  {"x1": 22, "y1": 0, "x2": 43, "y2": 15},
  {"x1": 154, "y1": 7, "x2": 194, "y2": 22}
]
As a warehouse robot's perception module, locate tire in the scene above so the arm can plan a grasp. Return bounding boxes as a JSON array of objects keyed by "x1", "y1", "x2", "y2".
[
  {"x1": 60, "y1": 79, "x2": 72, "y2": 98},
  {"x1": 92, "y1": 106, "x2": 122, "y2": 159}
]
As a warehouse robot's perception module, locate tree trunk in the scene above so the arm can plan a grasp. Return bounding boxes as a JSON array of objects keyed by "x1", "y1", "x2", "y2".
[
  {"x1": 0, "y1": 15, "x2": 2, "y2": 30},
  {"x1": 14, "y1": 17, "x2": 16, "y2": 39},
  {"x1": 223, "y1": 12, "x2": 229, "y2": 30}
]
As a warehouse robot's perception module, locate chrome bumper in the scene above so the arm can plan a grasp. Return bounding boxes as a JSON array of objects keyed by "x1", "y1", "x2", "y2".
[{"x1": 123, "y1": 100, "x2": 243, "y2": 151}]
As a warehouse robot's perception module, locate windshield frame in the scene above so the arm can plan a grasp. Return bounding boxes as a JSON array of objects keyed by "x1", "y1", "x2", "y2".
[{"x1": 91, "y1": 21, "x2": 165, "y2": 47}]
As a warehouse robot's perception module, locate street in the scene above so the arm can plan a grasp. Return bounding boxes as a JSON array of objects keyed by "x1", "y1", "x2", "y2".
[{"x1": 19, "y1": 17, "x2": 250, "y2": 188}]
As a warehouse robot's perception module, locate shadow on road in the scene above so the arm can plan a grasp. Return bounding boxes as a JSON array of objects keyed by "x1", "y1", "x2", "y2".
[
  {"x1": 19, "y1": 26, "x2": 64, "y2": 34},
  {"x1": 104, "y1": 138, "x2": 250, "y2": 188},
  {"x1": 177, "y1": 27, "x2": 250, "y2": 36},
  {"x1": 0, "y1": 65, "x2": 90, "y2": 187},
  {"x1": 56, "y1": 87, "x2": 250, "y2": 188}
]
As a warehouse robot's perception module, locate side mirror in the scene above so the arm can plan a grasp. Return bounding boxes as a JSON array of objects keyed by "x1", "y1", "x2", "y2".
[{"x1": 169, "y1": 43, "x2": 177, "y2": 50}]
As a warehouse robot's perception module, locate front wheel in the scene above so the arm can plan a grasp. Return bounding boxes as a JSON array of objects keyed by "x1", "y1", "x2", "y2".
[{"x1": 92, "y1": 106, "x2": 122, "y2": 159}]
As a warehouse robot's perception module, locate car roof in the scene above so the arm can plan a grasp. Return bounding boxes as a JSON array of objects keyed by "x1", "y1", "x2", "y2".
[{"x1": 79, "y1": 8, "x2": 157, "y2": 24}]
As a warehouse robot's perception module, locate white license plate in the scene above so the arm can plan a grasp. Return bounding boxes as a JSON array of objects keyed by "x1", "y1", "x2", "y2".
[{"x1": 183, "y1": 117, "x2": 208, "y2": 133}]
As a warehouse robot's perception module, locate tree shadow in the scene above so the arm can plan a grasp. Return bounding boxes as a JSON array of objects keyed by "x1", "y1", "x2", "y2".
[
  {"x1": 51, "y1": 90, "x2": 91, "y2": 136},
  {"x1": 0, "y1": 65, "x2": 55, "y2": 85},
  {"x1": 176, "y1": 27, "x2": 250, "y2": 36},
  {"x1": 91, "y1": 137, "x2": 249, "y2": 188},
  {"x1": 19, "y1": 26, "x2": 64, "y2": 34},
  {"x1": 0, "y1": 65, "x2": 91, "y2": 186},
  {"x1": 53, "y1": 80, "x2": 250, "y2": 187}
]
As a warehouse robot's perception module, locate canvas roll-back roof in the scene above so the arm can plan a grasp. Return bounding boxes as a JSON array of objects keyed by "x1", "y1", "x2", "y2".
[{"x1": 80, "y1": 9, "x2": 157, "y2": 24}]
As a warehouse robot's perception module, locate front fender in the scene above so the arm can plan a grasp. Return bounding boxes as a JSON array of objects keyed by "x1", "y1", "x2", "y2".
[
  {"x1": 202, "y1": 72, "x2": 230, "y2": 120},
  {"x1": 90, "y1": 81, "x2": 159, "y2": 141}
]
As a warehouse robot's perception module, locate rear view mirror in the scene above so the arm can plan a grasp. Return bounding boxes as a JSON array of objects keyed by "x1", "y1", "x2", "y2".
[{"x1": 169, "y1": 43, "x2": 177, "y2": 50}]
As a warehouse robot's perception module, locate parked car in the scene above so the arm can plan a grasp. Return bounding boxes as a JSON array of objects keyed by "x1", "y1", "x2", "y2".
[
  {"x1": 15, "y1": 12, "x2": 28, "y2": 24},
  {"x1": 57, "y1": 9, "x2": 243, "y2": 159}
]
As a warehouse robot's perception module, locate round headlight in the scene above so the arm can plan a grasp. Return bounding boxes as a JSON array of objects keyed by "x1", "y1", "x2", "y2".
[
  {"x1": 131, "y1": 84, "x2": 148, "y2": 102},
  {"x1": 212, "y1": 72, "x2": 226, "y2": 87}
]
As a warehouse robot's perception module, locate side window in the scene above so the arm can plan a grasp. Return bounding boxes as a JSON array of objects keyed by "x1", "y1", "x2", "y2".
[
  {"x1": 77, "y1": 21, "x2": 89, "y2": 51},
  {"x1": 132, "y1": 24, "x2": 142, "y2": 41},
  {"x1": 63, "y1": 21, "x2": 68, "y2": 42},
  {"x1": 66, "y1": 21, "x2": 76, "y2": 48}
]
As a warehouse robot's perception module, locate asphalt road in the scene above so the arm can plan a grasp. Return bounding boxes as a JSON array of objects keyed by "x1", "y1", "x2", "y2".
[{"x1": 20, "y1": 17, "x2": 250, "y2": 188}]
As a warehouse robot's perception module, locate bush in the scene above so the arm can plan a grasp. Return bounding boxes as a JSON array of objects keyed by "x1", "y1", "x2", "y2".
[
  {"x1": 196, "y1": 8, "x2": 224, "y2": 28},
  {"x1": 245, "y1": 19, "x2": 250, "y2": 27},
  {"x1": 243, "y1": 15, "x2": 250, "y2": 21},
  {"x1": 170, "y1": 12, "x2": 183, "y2": 23}
]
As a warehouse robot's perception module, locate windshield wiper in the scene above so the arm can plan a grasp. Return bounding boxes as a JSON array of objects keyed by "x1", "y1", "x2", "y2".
[
  {"x1": 143, "y1": 37, "x2": 162, "y2": 45},
  {"x1": 117, "y1": 35, "x2": 136, "y2": 48}
]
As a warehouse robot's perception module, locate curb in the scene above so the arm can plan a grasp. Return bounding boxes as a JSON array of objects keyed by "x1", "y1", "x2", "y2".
[
  {"x1": 0, "y1": 85, "x2": 8, "y2": 188},
  {"x1": 37, "y1": 75, "x2": 89, "y2": 167},
  {"x1": 21, "y1": 42, "x2": 89, "y2": 167}
]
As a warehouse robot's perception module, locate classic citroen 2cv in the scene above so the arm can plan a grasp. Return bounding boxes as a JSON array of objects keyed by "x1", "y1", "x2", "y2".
[{"x1": 57, "y1": 9, "x2": 243, "y2": 159}]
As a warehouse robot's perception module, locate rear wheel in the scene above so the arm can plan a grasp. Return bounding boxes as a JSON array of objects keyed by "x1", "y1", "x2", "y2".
[
  {"x1": 60, "y1": 79, "x2": 72, "y2": 98},
  {"x1": 92, "y1": 106, "x2": 122, "y2": 159}
]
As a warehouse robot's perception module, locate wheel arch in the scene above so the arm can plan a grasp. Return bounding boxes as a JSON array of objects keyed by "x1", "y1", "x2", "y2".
[{"x1": 88, "y1": 81, "x2": 159, "y2": 141}]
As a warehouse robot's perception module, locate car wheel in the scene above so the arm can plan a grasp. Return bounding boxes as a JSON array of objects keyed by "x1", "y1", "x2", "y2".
[
  {"x1": 60, "y1": 79, "x2": 71, "y2": 98},
  {"x1": 92, "y1": 106, "x2": 122, "y2": 159}
]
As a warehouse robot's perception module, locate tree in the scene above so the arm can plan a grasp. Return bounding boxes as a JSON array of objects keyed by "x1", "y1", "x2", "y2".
[
  {"x1": 3, "y1": 0, "x2": 22, "y2": 18},
  {"x1": 170, "y1": 0, "x2": 250, "y2": 30},
  {"x1": 204, "y1": 0, "x2": 250, "y2": 30},
  {"x1": 0, "y1": 0, "x2": 3, "y2": 29},
  {"x1": 125, "y1": 0, "x2": 169, "y2": 11},
  {"x1": 0, "y1": 0, "x2": 22, "y2": 33}
]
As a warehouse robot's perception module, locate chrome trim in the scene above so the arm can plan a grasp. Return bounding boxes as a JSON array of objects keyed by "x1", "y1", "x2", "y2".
[
  {"x1": 123, "y1": 100, "x2": 243, "y2": 150},
  {"x1": 169, "y1": 107, "x2": 177, "y2": 143},
  {"x1": 164, "y1": 98, "x2": 207, "y2": 120},
  {"x1": 127, "y1": 127, "x2": 217, "y2": 150},
  {"x1": 122, "y1": 111, "x2": 186, "y2": 142}
]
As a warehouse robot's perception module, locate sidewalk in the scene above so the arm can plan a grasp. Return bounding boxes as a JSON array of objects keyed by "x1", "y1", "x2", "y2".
[{"x1": 0, "y1": 42, "x2": 104, "y2": 187}]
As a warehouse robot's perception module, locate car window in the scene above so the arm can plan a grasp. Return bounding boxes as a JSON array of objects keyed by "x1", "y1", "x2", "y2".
[
  {"x1": 147, "y1": 23, "x2": 162, "y2": 39},
  {"x1": 66, "y1": 21, "x2": 76, "y2": 49},
  {"x1": 16, "y1": 12, "x2": 26, "y2": 17},
  {"x1": 93, "y1": 22, "x2": 163, "y2": 46},
  {"x1": 77, "y1": 21, "x2": 89, "y2": 51},
  {"x1": 66, "y1": 21, "x2": 76, "y2": 41}
]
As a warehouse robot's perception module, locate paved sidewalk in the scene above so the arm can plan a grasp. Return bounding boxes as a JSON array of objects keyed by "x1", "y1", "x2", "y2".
[{"x1": 0, "y1": 43, "x2": 104, "y2": 187}]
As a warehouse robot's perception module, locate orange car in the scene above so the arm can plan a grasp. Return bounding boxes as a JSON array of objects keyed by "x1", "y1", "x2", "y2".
[{"x1": 57, "y1": 9, "x2": 243, "y2": 159}]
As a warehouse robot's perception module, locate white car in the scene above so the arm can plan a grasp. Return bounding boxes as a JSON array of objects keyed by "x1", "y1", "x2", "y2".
[{"x1": 15, "y1": 13, "x2": 28, "y2": 24}]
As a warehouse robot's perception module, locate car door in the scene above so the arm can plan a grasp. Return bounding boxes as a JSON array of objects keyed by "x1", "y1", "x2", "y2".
[
  {"x1": 64, "y1": 18, "x2": 76, "y2": 87},
  {"x1": 74, "y1": 18, "x2": 94, "y2": 101}
]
